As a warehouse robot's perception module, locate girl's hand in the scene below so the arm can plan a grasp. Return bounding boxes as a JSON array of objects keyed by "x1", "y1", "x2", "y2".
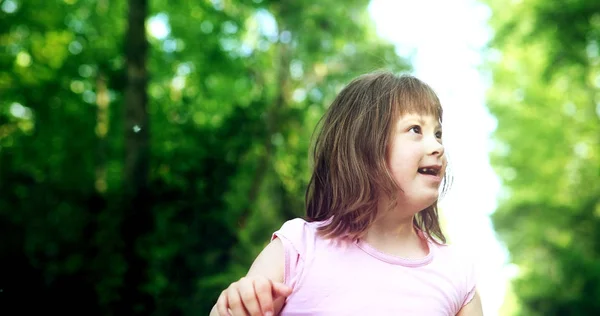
[{"x1": 215, "y1": 276, "x2": 292, "y2": 316}]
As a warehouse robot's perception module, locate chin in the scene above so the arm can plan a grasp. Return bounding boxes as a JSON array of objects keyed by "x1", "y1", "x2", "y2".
[{"x1": 415, "y1": 195, "x2": 439, "y2": 211}]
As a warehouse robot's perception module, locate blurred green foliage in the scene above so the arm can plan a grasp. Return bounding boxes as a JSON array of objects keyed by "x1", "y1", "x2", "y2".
[
  {"x1": 483, "y1": 0, "x2": 600, "y2": 314},
  {"x1": 0, "y1": 0, "x2": 408, "y2": 314}
]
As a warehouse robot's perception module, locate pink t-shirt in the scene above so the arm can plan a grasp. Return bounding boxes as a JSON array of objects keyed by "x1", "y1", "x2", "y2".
[{"x1": 272, "y1": 218, "x2": 476, "y2": 316}]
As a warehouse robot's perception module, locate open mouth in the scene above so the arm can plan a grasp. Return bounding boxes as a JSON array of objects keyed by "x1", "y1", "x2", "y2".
[{"x1": 417, "y1": 166, "x2": 441, "y2": 176}]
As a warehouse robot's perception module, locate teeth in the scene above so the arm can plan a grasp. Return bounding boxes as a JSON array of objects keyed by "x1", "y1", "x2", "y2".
[{"x1": 419, "y1": 167, "x2": 437, "y2": 175}]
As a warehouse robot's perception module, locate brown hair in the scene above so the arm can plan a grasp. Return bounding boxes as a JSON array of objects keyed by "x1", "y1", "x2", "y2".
[{"x1": 305, "y1": 70, "x2": 449, "y2": 244}]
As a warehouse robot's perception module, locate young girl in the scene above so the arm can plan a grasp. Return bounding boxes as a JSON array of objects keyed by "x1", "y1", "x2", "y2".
[{"x1": 210, "y1": 71, "x2": 483, "y2": 316}]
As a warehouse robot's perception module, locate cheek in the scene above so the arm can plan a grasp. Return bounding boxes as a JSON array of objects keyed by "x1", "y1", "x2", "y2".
[
  {"x1": 387, "y1": 138, "x2": 422, "y2": 176},
  {"x1": 441, "y1": 156, "x2": 448, "y2": 174},
  {"x1": 388, "y1": 151, "x2": 415, "y2": 177}
]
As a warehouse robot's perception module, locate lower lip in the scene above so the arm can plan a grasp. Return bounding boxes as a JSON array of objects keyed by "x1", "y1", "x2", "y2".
[{"x1": 419, "y1": 173, "x2": 442, "y2": 183}]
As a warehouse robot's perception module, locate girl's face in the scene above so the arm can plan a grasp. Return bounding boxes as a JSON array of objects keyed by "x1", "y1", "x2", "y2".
[{"x1": 388, "y1": 113, "x2": 446, "y2": 211}]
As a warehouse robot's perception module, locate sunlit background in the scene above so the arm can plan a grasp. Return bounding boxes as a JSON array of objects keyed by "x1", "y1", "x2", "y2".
[{"x1": 369, "y1": 1, "x2": 507, "y2": 315}]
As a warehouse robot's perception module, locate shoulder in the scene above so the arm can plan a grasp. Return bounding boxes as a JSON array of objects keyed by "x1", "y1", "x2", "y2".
[
  {"x1": 274, "y1": 218, "x2": 312, "y2": 235},
  {"x1": 270, "y1": 218, "x2": 327, "y2": 287},
  {"x1": 432, "y1": 242, "x2": 477, "y2": 282},
  {"x1": 433, "y1": 242, "x2": 475, "y2": 267},
  {"x1": 432, "y1": 242, "x2": 478, "y2": 307},
  {"x1": 272, "y1": 217, "x2": 328, "y2": 254},
  {"x1": 272, "y1": 218, "x2": 324, "y2": 256}
]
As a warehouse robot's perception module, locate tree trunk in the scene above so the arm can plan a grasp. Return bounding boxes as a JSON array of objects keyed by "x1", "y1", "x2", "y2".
[
  {"x1": 124, "y1": 0, "x2": 149, "y2": 190},
  {"x1": 119, "y1": 0, "x2": 153, "y2": 314}
]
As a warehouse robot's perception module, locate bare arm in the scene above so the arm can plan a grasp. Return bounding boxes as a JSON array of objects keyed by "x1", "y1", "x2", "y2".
[
  {"x1": 210, "y1": 238, "x2": 288, "y2": 316},
  {"x1": 456, "y1": 291, "x2": 483, "y2": 316}
]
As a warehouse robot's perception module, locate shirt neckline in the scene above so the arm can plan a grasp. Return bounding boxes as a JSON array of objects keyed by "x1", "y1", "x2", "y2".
[{"x1": 355, "y1": 234, "x2": 436, "y2": 267}]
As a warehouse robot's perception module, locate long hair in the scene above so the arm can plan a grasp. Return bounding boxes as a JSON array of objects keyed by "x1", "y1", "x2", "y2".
[{"x1": 305, "y1": 71, "x2": 449, "y2": 244}]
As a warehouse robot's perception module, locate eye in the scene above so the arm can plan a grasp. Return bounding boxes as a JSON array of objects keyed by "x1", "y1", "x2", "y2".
[
  {"x1": 409, "y1": 125, "x2": 421, "y2": 134},
  {"x1": 435, "y1": 130, "x2": 443, "y2": 139}
]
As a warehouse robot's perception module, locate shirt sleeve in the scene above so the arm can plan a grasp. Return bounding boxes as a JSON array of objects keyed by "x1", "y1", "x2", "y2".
[
  {"x1": 271, "y1": 218, "x2": 311, "y2": 288},
  {"x1": 461, "y1": 255, "x2": 477, "y2": 307}
]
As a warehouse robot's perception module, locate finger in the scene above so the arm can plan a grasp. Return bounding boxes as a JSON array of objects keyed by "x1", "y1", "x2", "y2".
[
  {"x1": 272, "y1": 281, "x2": 293, "y2": 298},
  {"x1": 239, "y1": 278, "x2": 262, "y2": 316},
  {"x1": 216, "y1": 290, "x2": 230, "y2": 316},
  {"x1": 227, "y1": 286, "x2": 248, "y2": 316},
  {"x1": 254, "y1": 277, "x2": 274, "y2": 315}
]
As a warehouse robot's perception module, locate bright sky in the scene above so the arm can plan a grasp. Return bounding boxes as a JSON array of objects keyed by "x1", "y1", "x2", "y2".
[{"x1": 368, "y1": 0, "x2": 510, "y2": 315}]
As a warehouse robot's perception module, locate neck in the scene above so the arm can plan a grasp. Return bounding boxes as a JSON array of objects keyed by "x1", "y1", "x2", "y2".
[
  {"x1": 361, "y1": 198, "x2": 428, "y2": 258},
  {"x1": 365, "y1": 209, "x2": 416, "y2": 243}
]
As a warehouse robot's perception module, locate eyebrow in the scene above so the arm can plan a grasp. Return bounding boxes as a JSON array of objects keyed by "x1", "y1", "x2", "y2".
[{"x1": 403, "y1": 117, "x2": 442, "y2": 130}]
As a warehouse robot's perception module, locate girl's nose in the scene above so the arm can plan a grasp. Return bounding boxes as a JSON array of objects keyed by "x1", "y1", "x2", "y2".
[{"x1": 428, "y1": 137, "x2": 444, "y2": 157}]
